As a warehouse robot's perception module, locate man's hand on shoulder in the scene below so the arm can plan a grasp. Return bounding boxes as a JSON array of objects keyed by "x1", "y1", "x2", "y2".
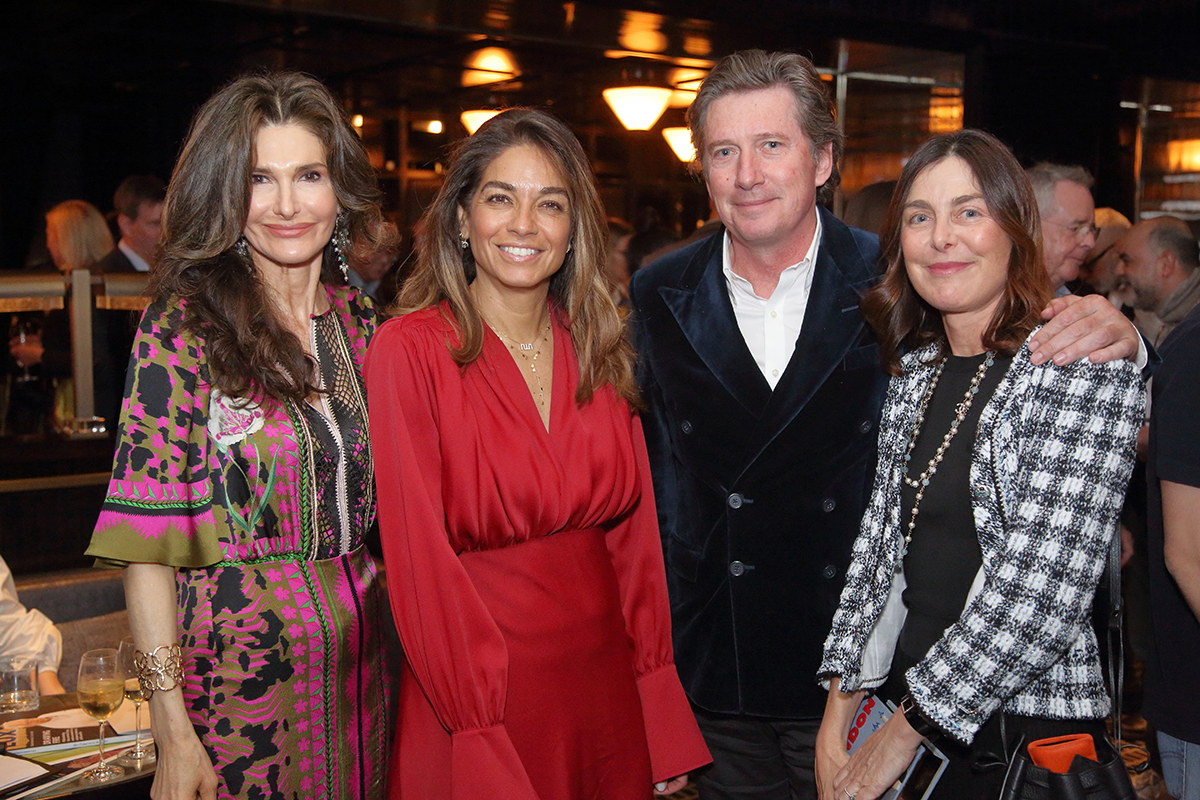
[{"x1": 1029, "y1": 294, "x2": 1141, "y2": 367}]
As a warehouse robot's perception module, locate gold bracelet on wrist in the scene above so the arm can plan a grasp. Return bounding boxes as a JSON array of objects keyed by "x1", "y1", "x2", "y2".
[{"x1": 133, "y1": 644, "x2": 184, "y2": 700}]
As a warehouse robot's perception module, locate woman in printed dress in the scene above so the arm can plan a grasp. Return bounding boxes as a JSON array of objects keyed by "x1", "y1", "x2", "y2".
[
  {"x1": 365, "y1": 109, "x2": 710, "y2": 799},
  {"x1": 86, "y1": 72, "x2": 394, "y2": 800}
]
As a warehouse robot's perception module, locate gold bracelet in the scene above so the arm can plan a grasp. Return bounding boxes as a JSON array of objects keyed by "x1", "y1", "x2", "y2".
[{"x1": 133, "y1": 644, "x2": 184, "y2": 700}]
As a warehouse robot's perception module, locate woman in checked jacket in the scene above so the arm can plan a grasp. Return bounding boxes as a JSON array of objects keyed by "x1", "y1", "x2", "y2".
[{"x1": 814, "y1": 130, "x2": 1144, "y2": 800}]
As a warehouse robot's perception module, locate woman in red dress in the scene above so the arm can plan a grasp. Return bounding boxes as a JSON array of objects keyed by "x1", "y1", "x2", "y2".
[{"x1": 365, "y1": 109, "x2": 710, "y2": 799}]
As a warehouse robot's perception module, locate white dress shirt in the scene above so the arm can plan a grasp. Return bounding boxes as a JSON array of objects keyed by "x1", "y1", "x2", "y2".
[
  {"x1": 119, "y1": 240, "x2": 151, "y2": 273},
  {"x1": 0, "y1": 556, "x2": 62, "y2": 674},
  {"x1": 722, "y1": 213, "x2": 823, "y2": 389}
]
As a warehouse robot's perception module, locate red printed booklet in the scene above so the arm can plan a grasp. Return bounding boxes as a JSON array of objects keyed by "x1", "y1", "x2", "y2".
[{"x1": 846, "y1": 694, "x2": 949, "y2": 800}]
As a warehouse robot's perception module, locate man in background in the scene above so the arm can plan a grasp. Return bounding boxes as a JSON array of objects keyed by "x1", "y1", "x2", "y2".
[
  {"x1": 1027, "y1": 162, "x2": 1097, "y2": 294},
  {"x1": 97, "y1": 175, "x2": 165, "y2": 274},
  {"x1": 1115, "y1": 215, "x2": 1200, "y2": 347}
]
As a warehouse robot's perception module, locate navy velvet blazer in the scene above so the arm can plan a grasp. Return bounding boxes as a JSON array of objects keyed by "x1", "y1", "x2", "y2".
[{"x1": 630, "y1": 208, "x2": 887, "y2": 718}]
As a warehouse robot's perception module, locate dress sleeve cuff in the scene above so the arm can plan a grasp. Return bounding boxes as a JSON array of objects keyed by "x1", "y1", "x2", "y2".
[
  {"x1": 636, "y1": 664, "x2": 713, "y2": 783},
  {"x1": 450, "y1": 724, "x2": 540, "y2": 800}
]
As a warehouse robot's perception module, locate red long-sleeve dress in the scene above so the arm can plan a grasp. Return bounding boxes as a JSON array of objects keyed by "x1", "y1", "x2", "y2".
[{"x1": 365, "y1": 305, "x2": 709, "y2": 800}]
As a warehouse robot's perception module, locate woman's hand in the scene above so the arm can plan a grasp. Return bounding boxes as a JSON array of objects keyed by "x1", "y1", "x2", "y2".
[
  {"x1": 816, "y1": 678, "x2": 864, "y2": 800},
  {"x1": 653, "y1": 775, "x2": 688, "y2": 795},
  {"x1": 832, "y1": 711, "x2": 923, "y2": 800},
  {"x1": 151, "y1": 725, "x2": 219, "y2": 800}
]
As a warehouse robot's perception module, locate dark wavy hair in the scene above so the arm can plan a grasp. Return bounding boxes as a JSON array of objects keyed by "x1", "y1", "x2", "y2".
[
  {"x1": 862, "y1": 128, "x2": 1051, "y2": 375},
  {"x1": 396, "y1": 108, "x2": 638, "y2": 407},
  {"x1": 154, "y1": 71, "x2": 393, "y2": 403}
]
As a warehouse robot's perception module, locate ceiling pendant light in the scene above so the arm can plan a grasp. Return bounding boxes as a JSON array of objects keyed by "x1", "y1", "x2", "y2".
[
  {"x1": 603, "y1": 86, "x2": 672, "y2": 131},
  {"x1": 661, "y1": 127, "x2": 696, "y2": 162},
  {"x1": 461, "y1": 109, "x2": 501, "y2": 135}
]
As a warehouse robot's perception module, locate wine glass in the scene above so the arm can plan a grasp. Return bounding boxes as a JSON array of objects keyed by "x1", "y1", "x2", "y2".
[
  {"x1": 116, "y1": 637, "x2": 155, "y2": 766},
  {"x1": 8, "y1": 316, "x2": 42, "y2": 383},
  {"x1": 76, "y1": 648, "x2": 125, "y2": 783}
]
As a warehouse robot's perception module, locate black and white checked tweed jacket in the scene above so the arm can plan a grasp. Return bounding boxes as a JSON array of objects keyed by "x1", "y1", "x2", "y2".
[{"x1": 818, "y1": 333, "x2": 1144, "y2": 744}]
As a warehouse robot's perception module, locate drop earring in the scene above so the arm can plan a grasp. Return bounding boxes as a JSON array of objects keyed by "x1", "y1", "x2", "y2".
[
  {"x1": 459, "y1": 235, "x2": 470, "y2": 250},
  {"x1": 332, "y1": 214, "x2": 350, "y2": 281},
  {"x1": 234, "y1": 236, "x2": 250, "y2": 258}
]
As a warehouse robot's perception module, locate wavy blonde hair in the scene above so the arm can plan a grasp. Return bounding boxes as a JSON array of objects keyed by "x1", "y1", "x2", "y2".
[{"x1": 46, "y1": 200, "x2": 114, "y2": 271}]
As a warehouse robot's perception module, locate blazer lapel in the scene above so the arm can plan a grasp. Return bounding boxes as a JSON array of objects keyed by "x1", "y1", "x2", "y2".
[
  {"x1": 749, "y1": 211, "x2": 877, "y2": 459},
  {"x1": 658, "y1": 233, "x2": 772, "y2": 417}
]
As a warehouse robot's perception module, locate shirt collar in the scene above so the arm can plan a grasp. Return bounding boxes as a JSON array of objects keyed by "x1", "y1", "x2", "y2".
[
  {"x1": 118, "y1": 240, "x2": 151, "y2": 272},
  {"x1": 721, "y1": 211, "x2": 823, "y2": 297}
]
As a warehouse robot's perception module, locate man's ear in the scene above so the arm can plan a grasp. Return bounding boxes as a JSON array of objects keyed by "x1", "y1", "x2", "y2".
[{"x1": 815, "y1": 142, "x2": 834, "y2": 187}]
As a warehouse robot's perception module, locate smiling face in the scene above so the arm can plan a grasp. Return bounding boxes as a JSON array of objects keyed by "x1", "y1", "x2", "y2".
[
  {"x1": 458, "y1": 143, "x2": 572, "y2": 298},
  {"x1": 901, "y1": 156, "x2": 1013, "y2": 353},
  {"x1": 700, "y1": 85, "x2": 832, "y2": 265},
  {"x1": 242, "y1": 123, "x2": 338, "y2": 275},
  {"x1": 1040, "y1": 179, "x2": 1095, "y2": 289}
]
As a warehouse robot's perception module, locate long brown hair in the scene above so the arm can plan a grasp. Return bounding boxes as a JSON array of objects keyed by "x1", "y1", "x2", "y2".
[
  {"x1": 396, "y1": 108, "x2": 638, "y2": 407},
  {"x1": 862, "y1": 129, "x2": 1051, "y2": 375},
  {"x1": 154, "y1": 71, "x2": 393, "y2": 404}
]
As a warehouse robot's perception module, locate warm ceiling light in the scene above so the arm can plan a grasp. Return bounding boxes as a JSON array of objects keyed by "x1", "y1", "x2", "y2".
[
  {"x1": 603, "y1": 86, "x2": 672, "y2": 130},
  {"x1": 413, "y1": 120, "x2": 443, "y2": 134},
  {"x1": 618, "y1": 11, "x2": 668, "y2": 53},
  {"x1": 462, "y1": 47, "x2": 518, "y2": 88},
  {"x1": 461, "y1": 109, "x2": 501, "y2": 135},
  {"x1": 662, "y1": 128, "x2": 696, "y2": 162},
  {"x1": 668, "y1": 67, "x2": 707, "y2": 108},
  {"x1": 352, "y1": 114, "x2": 364, "y2": 128}
]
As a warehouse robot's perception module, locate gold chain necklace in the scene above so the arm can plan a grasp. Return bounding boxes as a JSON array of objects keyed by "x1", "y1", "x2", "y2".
[
  {"x1": 485, "y1": 312, "x2": 553, "y2": 409},
  {"x1": 899, "y1": 351, "x2": 995, "y2": 561}
]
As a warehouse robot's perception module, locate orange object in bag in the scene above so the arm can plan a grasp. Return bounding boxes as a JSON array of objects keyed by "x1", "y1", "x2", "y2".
[{"x1": 1026, "y1": 733, "x2": 1099, "y2": 773}]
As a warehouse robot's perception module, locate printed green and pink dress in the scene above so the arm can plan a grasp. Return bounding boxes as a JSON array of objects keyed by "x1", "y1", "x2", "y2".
[{"x1": 86, "y1": 286, "x2": 389, "y2": 800}]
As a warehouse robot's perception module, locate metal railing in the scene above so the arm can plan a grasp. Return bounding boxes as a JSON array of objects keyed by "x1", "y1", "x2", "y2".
[{"x1": 1, "y1": 269, "x2": 150, "y2": 431}]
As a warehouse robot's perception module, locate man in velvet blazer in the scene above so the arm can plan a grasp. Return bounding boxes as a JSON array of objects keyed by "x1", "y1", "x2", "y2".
[{"x1": 630, "y1": 51, "x2": 884, "y2": 798}]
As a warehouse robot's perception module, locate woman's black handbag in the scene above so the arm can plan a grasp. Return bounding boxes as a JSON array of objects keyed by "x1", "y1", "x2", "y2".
[
  {"x1": 997, "y1": 532, "x2": 1137, "y2": 800},
  {"x1": 998, "y1": 735, "x2": 1135, "y2": 800}
]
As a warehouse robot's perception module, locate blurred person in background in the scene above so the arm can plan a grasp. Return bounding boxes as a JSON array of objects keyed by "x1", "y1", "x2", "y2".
[{"x1": 8, "y1": 200, "x2": 122, "y2": 429}]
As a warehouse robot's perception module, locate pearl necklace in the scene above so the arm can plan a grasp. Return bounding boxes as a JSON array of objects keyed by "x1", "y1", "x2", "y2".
[
  {"x1": 899, "y1": 351, "x2": 995, "y2": 560},
  {"x1": 486, "y1": 313, "x2": 552, "y2": 409}
]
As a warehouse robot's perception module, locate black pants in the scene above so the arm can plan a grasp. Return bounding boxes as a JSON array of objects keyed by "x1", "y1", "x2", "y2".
[{"x1": 691, "y1": 706, "x2": 819, "y2": 800}]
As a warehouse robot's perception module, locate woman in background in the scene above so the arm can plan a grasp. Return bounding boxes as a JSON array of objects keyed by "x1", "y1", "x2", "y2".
[
  {"x1": 366, "y1": 108, "x2": 709, "y2": 800},
  {"x1": 8, "y1": 200, "x2": 122, "y2": 428},
  {"x1": 86, "y1": 72, "x2": 393, "y2": 799}
]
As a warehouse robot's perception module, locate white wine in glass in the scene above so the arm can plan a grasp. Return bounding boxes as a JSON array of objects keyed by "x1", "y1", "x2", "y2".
[
  {"x1": 116, "y1": 637, "x2": 155, "y2": 766},
  {"x1": 77, "y1": 648, "x2": 125, "y2": 783}
]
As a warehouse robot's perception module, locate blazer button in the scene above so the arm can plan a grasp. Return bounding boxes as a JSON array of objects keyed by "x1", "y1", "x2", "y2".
[
  {"x1": 822, "y1": 564, "x2": 837, "y2": 579},
  {"x1": 859, "y1": 419, "x2": 873, "y2": 434},
  {"x1": 730, "y1": 561, "x2": 746, "y2": 577},
  {"x1": 822, "y1": 497, "x2": 836, "y2": 513},
  {"x1": 728, "y1": 493, "x2": 744, "y2": 509},
  {"x1": 681, "y1": 420, "x2": 693, "y2": 434}
]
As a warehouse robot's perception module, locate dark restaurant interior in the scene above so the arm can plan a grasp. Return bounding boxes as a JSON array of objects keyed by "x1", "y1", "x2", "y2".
[{"x1": 1, "y1": 0, "x2": 1199, "y2": 793}]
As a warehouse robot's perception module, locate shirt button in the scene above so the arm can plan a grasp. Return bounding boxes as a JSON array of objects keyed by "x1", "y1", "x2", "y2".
[
  {"x1": 681, "y1": 420, "x2": 693, "y2": 434},
  {"x1": 859, "y1": 419, "x2": 873, "y2": 434},
  {"x1": 728, "y1": 493, "x2": 744, "y2": 509},
  {"x1": 772, "y1": 369, "x2": 779, "y2": 377},
  {"x1": 822, "y1": 497, "x2": 836, "y2": 513},
  {"x1": 730, "y1": 561, "x2": 746, "y2": 577},
  {"x1": 822, "y1": 564, "x2": 837, "y2": 579},
  {"x1": 770, "y1": 311, "x2": 777, "y2": 318}
]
